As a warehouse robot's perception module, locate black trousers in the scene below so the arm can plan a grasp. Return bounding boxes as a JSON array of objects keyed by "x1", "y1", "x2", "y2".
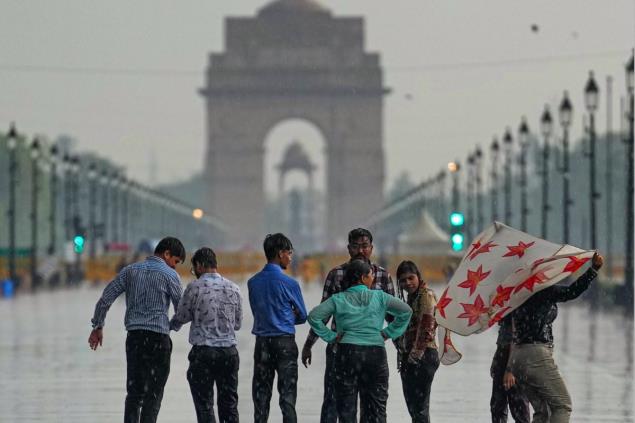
[
  {"x1": 124, "y1": 330, "x2": 172, "y2": 423},
  {"x1": 335, "y1": 344, "x2": 389, "y2": 423},
  {"x1": 320, "y1": 343, "x2": 338, "y2": 423},
  {"x1": 400, "y1": 348, "x2": 440, "y2": 423},
  {"x1": 490, "y1": 344, "x2": 530, "y2": 423},
  {"x1": 252, "y1": 335, "x2": 298, "y2": 423},
  {"x1": 187, "y1": 345, "x2": 240, "y2": 423}
]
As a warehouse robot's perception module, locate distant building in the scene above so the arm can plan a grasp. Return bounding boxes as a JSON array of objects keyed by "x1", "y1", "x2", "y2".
[{"x1": 200, "y1": 0, "x2": 388, "y2": 247}]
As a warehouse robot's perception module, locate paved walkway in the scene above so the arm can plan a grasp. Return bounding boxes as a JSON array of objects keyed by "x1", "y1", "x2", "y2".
[{"x1": 0, "y1": 281, "x2": 632, "y2": 422}]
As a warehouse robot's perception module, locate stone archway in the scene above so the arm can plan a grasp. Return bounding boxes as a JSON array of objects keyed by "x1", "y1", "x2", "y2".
[{"x1": 200, "y1": 0, "x2": 388, "y2": 247}]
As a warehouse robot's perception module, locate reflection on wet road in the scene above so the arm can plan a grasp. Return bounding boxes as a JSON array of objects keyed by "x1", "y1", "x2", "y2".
[{"x1": 0, "y1": 282, "x2": 632, "y2": 422}]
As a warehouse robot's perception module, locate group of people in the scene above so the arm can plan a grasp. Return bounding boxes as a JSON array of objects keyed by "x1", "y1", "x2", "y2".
[{"x1": 88, "y1": 227, "x2": 603, "y2": 423}]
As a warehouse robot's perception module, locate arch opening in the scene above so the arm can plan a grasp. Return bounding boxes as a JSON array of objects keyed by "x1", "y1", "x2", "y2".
[{"x1": 263, "y1": 118, "x2": 327, "y2": 253}]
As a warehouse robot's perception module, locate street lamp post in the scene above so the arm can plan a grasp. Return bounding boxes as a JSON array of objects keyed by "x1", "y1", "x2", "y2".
[
  {"x1": 518, "y1": 117, "x2": 530, "y2": 232},
  {"x1": 559, "y1": 91, "x2": 573, "y2": 244},
  {"x1": 503, "y1": 128, "x2": 514, "y2": 226},
  {"x1": 624, "y1": 52, "x2": 634, "y2": 311},
  {"x1": 7, "y1": 124, "x2": 19, "y2": 285},
  {"x1": 63, "y1": 153, "x2": 72, "y2": 241},
  {"x1": 490, "y1": 137, "x2": 500, "y2": 222},
  {"x1": 540, "y1": 106, "x2": 554, "y2": 239},
  {"x1": 71, "y1": 156, "x2": 81, "y2": 284},
  {"x1": 449, "y1": 160, "x2": 461, "y2": 218},
  {"x1": 605, "y1": 76, "x2": 614, "y2": 280},
  {"x1": 111, "y1": 172, "x2": 119, "y2": 244},
  {"x1": 88, "y1": 163, "x2": 97, "y2": 259},
  {"x1": 100, "y1": 168, "x2": 110, "y2": 249},
  {"x1": 585, "y1": 71, "x2": 600, "y2": 253},
  {"x1": 71, "y1": 156, "x2": 81, "y2": 234},
  {"x1": 48, "y1": 144, "x2": 58, "y2": 255},
  {"x1": 120, "y1": 176, "x2": 129, "y2": 246},
  {"x1": 466, "y1": 153, "x2": 475, "y2": 241},
  {"x1": 474, "y1": 146, "x2": 484, "y2": 231},
  {"x1": 30, "y1": 138, "x2": 41, "y2": 289},
  {"x1": 435, "y1": 171, "x2": 446, "y2": 225}
]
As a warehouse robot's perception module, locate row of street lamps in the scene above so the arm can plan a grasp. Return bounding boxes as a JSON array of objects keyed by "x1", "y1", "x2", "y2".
[
  {"x1": 373, "y1": 52, "x2": 633, "y2": 310},
  {"x1": 446, "y1": 53, "x2": 633, "y2": 308},
  {"x1": 2, "y1": 127, "x2": 225, "y2": 288}
]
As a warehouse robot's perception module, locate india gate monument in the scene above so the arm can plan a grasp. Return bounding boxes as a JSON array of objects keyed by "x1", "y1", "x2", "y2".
[{"x1": 200, "y1": 0, "x2": 388, "y2": 247}]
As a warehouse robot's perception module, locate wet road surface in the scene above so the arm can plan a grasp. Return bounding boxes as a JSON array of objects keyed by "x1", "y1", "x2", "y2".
[{"x1": 0, "y1": 281, "x2": 632, "y2": 422}]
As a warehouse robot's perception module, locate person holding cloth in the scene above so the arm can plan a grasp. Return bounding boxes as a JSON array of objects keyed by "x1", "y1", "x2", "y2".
[
  {"x1": 505, "y1": 252, "x2": 604, "y2": 423},
  {"x1": 308, "y1": 259, "x2": 412, "y2": 423}
]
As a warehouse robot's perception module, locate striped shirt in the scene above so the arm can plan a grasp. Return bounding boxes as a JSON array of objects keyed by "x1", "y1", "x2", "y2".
[
  {"x1": 305, "y1": 261, "x2": 395, "y2": 347},
  {"x1": 90, "y1": 255, "x2": 183, "y2": 335},
  {"x1": 170, "y1": 272, "x2": 242, "y2": 347}
]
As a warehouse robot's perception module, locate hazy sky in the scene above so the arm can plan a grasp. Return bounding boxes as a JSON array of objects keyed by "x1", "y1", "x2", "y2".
[{"x1": 1, "y1": 0, "x2": 633, "y2": 192}]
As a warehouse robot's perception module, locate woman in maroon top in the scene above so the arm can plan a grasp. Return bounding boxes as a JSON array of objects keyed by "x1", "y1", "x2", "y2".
[{"x1": 396, "y1": 260, "x2": 439, "y2": 423}]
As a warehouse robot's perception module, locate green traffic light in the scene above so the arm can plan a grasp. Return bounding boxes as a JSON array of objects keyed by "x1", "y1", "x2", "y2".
[
  {"x1": 451, "y1": 233, "x2": 464, "y2": 251},
  {"x1": 73, "y1": 235, "x2": 85, "y2": 253},
  {"x1": 450, "y1": 212, "x2": 464, "y2": 226}
]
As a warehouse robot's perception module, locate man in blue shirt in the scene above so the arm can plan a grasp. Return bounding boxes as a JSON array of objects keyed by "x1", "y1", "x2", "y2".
[
  {"x1": 248, "y1": 233, "x2": 307, "y2": 423},
  {"x1": 88, "y1": 236, "x2": 185, "y2": 423}
]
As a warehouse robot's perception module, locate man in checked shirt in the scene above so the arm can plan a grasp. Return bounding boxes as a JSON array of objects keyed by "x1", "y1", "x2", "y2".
[{"x1": 301, "y1": 228, "x2": 396, "y2": 423}]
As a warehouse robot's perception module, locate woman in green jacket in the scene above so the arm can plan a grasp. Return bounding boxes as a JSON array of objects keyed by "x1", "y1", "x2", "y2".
[{"x1": 308, "y1": 259, "x2": 412, "y2": 423}]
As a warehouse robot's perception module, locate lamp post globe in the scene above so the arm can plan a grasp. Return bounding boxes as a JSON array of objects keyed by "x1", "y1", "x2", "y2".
[
  {"x1": 559, "y1": 91, "x2": 573, "y2": 128},
  {"x1": 518, "y1": 116, "x2": 530, "y2": 145},
  {"x1": 7, "y1": 123, "x2": 18, "y2": 150},
  {"x1": 30, "y1": 138, "x2": 40, "y2": 159},
  {"x1": 88, "y1": 162, "x2": 97, "y2": 181},
  {"x1": 627, "y1": 51, "x2": 634, "y2": 93},
  {"x1": 491, "y1": 137, "x2": 500, "y2": 153},
  {"x1": 541, "y1": 105, "x2": 553, "y2": 139},
  {"x1": 503, "y1": 127, "x2": 513, "y2": 146},
  {"x1": 585, "y1": 71, "x2": 600, "y2": 113}
]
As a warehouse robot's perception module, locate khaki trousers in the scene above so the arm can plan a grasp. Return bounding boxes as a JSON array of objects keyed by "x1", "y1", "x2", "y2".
[{"x1": 510, "y1": 344, "x2": 572, "y2": 423}]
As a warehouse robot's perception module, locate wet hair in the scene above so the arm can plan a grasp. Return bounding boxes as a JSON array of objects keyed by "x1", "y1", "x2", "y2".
[
  {"x1": 348, "y1": 228, "x2": 373, "y2": 244},
  {"x1": 343, "y1": 259, "x2": 372, "y2": 287},
  {"x1": 191, "y1": 247, "x2": 217, "y2": 269},
  {"x1": 263, "y1": 233, "x2": 293, "y2": 261},
  {"x1": 396, "y1": 260, "x2": 423, "y2": 282},
  {"x1": 396, "y1": 260, "x2": 423, "y2": 300},
  {"x1": 154, "y1": 236, "x2": 186, "y2": 262}
]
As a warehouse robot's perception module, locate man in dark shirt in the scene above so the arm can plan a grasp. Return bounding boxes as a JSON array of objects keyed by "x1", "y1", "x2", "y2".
[
  {"x1": 301, "y1": 228, "x2": 395, "y2": 423},
  {"x1": 504, "y1": 252, "x2": 603, "y2": 423},
  {"x1": 248, "y1": 233, "x2": 307, "y2": 423}
]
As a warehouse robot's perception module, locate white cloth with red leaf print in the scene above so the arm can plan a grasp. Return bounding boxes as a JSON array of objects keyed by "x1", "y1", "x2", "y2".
[{"x1": 435, "y1": 222, "x2": 594, "y2": 365}]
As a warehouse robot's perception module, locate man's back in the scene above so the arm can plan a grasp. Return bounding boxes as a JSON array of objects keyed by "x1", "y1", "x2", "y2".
[
  {"x1": 92, "y1": 255, "x2": 182, "y2": 334},
  {"x1": 248, "y1": 263, "x2": 307, "y2": 337},
  {"x1": 172, "y1": 273, "x2": 242, "y2": 347}
]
